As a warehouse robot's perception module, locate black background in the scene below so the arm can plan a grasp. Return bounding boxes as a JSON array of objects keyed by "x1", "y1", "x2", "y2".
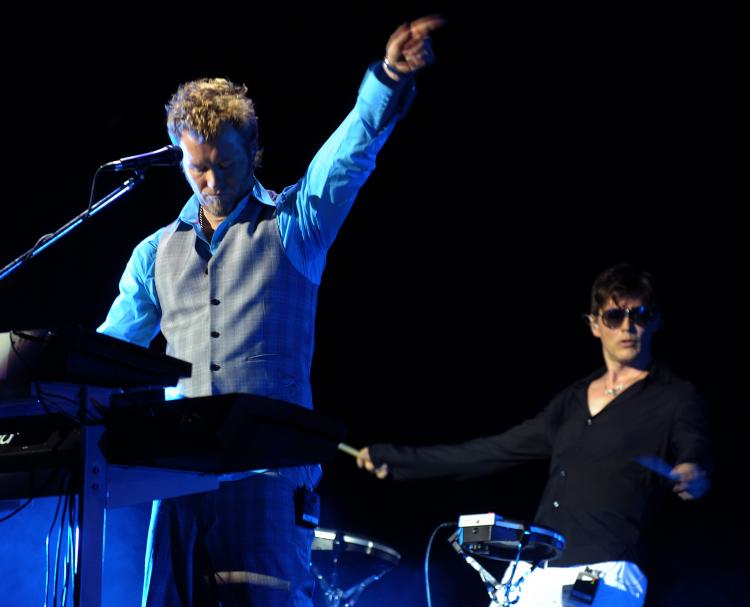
[{"x1": 1, "y1": 4, "x2": 745, "y2": 606}]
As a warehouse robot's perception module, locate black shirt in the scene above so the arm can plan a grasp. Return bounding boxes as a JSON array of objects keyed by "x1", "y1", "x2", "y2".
[{"x1": 369, "y1": 364, "x2": 711, "y2": 568}]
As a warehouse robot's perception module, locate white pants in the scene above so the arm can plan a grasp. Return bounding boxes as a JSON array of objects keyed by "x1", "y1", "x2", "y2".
[{"x1": 497, "y1": 560, "x2": 647, "y2": 607}]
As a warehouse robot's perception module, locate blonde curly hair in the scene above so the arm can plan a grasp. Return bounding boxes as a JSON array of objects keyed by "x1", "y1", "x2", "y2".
[{"x1": 166, "y1": 78, "x2": 261, "y2": 165}]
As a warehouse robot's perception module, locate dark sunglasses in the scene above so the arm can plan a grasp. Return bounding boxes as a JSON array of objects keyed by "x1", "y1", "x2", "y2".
[{"x1": 598, "y1": 305, "x2": 655, "y2": 329}]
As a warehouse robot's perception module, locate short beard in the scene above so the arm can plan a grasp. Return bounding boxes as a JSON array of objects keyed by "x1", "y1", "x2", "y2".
[{"x1": 200, "y1": 195, "x2": 234, "y2": 218}]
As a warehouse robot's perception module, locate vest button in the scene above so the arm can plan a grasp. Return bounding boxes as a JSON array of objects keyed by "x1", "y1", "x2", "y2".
[
  {"x1": 204, "y1": 267, "x2": 209, "y2": 275},
  {"x1": 210, "y1": 298, "x2": 220, "y2": 305},
  {"x1": 210, "y1": 363, "x2": 221, "y2": 371},
  {"x1": 211, "y1": 331, "x2": 220, "y2": 338}
]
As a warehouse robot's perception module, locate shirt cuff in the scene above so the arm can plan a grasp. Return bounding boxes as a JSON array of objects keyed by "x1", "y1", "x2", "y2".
[
  {"x1": 371, "y1": 59, "x2": 415, "y2": 88},
  {"x1": 359, "y1": 61, "x2": 417, "y2": 130}
]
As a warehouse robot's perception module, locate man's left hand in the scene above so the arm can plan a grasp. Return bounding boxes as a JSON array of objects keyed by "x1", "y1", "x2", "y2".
[
  {"x1": 671, "y1": 462, "x2": 710, "y2": 500},
  {"x1": 383, "y1": 14, "x2": 446, "y2": 80}
]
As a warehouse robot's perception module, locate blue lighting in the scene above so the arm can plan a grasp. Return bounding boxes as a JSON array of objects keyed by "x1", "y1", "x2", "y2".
[{"x1": 0, "y1": 498, "x2": 149, "y2": 607}]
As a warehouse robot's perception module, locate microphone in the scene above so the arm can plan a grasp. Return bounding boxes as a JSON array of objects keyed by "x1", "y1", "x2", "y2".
[{"x1": 100, "y1": 145, "x2": 183, "y2": 171}]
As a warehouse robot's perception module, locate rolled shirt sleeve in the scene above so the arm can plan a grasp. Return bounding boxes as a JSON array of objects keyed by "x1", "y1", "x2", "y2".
[{"x1": 97, "y1": 230, "x2": 162, "y2": 348}]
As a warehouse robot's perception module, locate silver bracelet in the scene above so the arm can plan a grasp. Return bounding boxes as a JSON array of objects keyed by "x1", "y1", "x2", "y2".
[{"x1": 383, "y1": 56, "x2": 405, "y2": 76}]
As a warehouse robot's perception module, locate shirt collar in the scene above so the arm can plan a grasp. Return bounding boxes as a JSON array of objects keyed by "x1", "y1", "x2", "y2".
[
  {"x1": 572, "y1": 361, "x2": 671, "y2": 397},
  {"x1": 177, "y1": 177, "x2": 276, "y2": 227}
]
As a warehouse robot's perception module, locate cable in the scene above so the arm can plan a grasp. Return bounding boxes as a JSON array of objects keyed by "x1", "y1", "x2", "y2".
[
  {"x1": 52, "y1": 491, "x2": 69, "y2": 606},
  {"x1": 41, "y1": 473, "x2": 76, "y2": 607},
  {"x1": 45, "y1": 490, "x2": 65, "y2": 607},
  {"x1": 424, "y1": 522, "x2": 456, "y2": 607},
  {"x1": 61, "y1": 492, "x2": 77, "y2": 606},
  {"x1": 0, "y1": 496, "x2": 34, "y2": 522},
  {"x1": 86, "y1": 167, "x2": 104, "y2": 218},
  {"x1": 45, "y1": 480, "x2": 66, "y2": 607},
  {"x1": 0, "y1": 468, "x2": 65, "y2": 525}
]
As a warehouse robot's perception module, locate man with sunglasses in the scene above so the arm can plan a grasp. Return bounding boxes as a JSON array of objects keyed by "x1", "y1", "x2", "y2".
[{"x1": 356, "y1": 263, "x2": 711, "y2": 606}]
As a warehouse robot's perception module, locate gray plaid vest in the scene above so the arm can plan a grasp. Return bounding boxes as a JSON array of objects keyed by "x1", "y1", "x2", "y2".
[{"x1": 154, "y1": 193, "x2": 318, "y2": 408}]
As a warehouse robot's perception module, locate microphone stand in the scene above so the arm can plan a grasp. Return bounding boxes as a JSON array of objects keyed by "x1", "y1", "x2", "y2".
[{"x1": 0, "y1": 172, "x2": 145, "y2": 282}]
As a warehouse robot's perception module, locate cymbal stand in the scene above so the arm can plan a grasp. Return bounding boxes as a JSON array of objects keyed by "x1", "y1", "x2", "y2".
[{"x1": 311, "y1": 532, "x2": 395, "y2": 607}]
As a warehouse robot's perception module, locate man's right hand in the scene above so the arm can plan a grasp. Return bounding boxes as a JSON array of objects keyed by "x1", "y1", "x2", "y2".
[{"x1": 356, "y1": 447, "x2": 390, "y2": 480}]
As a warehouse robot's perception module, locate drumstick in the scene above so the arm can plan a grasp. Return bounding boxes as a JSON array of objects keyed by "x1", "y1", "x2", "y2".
[
  {"x1": 633, "y1": 456, "x2": 679, "y2": 480},
  {"x1": 337, "y1": 442, "x2": 361, "y2": 458}
]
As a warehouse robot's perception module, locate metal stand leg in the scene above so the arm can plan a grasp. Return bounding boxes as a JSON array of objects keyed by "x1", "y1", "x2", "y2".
[
  {"x1": 36, "y1": 383, "x2": 112, "y2": 607},
  {"x1": 74, "y1": 422, "x2": 107, "y2": 607},
  {"x1": 449, "y1": 533, "x2": 522, "y2": 607},
  {"x1": 311, "y1": 531, "x2": 398, "y2": 607}
]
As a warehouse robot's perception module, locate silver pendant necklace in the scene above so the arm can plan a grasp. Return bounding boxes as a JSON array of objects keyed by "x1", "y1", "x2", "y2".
[{"x1": 604, "y1": 384, "x2": 625, "y2": 397}]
